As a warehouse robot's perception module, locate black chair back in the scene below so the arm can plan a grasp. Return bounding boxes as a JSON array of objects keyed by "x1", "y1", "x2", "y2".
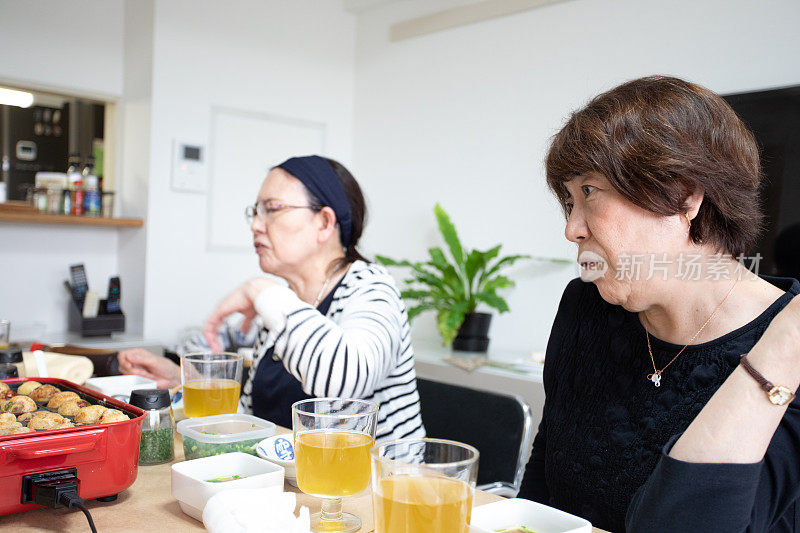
[{"x1": 416, "y1": 377, "x2": 530, "y2": 491}]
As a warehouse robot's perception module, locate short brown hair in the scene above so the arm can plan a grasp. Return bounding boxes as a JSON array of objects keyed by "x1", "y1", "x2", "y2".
[{"x1": 546, "y1": 75, "x2": 763, "y2": 257}]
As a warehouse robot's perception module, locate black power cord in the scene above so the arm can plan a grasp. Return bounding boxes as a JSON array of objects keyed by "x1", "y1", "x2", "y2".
[
  {"x1": 32, "y1": 478, "x2": 98, "y2": 533},
  {"x1": 59, "y1": 492, "x2": 98, "y2": 533}
]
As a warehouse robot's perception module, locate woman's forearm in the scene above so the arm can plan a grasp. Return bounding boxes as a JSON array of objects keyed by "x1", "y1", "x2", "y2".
[{"x1": 670, "y1": 297, "x2": 800, "y2": 463}]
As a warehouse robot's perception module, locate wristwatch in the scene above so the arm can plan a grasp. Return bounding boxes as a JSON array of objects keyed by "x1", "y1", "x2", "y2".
[{"x1": 740, "y1": 354, "x2": 796, "y2": 406}]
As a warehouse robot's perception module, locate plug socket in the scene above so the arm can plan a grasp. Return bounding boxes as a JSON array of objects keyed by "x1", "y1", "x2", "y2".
[{"x1": 21, "y1": 468, "x2": 78, "y2": 506}]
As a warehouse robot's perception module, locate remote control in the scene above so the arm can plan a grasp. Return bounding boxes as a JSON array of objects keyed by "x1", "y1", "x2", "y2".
[
  {"x1": 69, "y1": 264, "x2": 89, "y2": 311},
  {"x1": 106, "y1": 276, "x2": 121, "y2": 313}
]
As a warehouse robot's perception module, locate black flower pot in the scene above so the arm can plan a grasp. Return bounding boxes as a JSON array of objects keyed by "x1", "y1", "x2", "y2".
[{"x1": 452, "y1": 312, "x2": 491, "y2": 352}]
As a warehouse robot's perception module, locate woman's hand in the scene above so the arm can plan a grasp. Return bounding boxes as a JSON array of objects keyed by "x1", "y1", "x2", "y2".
[
  {"x1": 204, "y1": 277, "x2": 281, "y2": 351},
  {"x1": 117, "y1": 348, "x2": 181, "y2": 388}
]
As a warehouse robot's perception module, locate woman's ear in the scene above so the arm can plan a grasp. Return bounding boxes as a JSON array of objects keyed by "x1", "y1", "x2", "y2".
[
  {"x1": 316, "y1": 206, "x2": 339, "y2": 244},
  {"x1": 685, "y1": 189, "x2": 705, "y2": 220}
]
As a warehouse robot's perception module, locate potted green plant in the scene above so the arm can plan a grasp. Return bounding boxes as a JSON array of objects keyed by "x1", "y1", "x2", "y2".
[{"x1": 376, "y1": 204, "x2": 529, "y2": 351}]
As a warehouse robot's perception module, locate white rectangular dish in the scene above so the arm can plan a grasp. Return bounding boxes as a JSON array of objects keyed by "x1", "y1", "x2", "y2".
[
  {"x1": 470, "y1": 498, "x2": 592, "y2": 533},
  {"x1": 171, "y1": 452, "x2": 285, "y2": 521},
  {"x1": 84, "y1": 374, "x2": 157, "y2": 401}
]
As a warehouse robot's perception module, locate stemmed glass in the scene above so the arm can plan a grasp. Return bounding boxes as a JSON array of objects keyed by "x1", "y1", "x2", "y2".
[{"x1": 292, "y1": 398, "x2": 378, "y2": 533}]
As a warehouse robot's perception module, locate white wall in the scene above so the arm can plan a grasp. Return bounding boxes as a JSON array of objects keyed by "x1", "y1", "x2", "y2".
[
  {"x1": 116, "y1": 0, "x2": 156, "y2": 337},
  {"x1": 140, "y1": 0, "x2": 357, "y2": 343},
  {"x1": 351, "y1": 0, "x2": 800, "y2": 352},
  {"x1": 0, "y1": 0, "x2": 125, "y2": 338},
  {"x1": 0, "y1": 0, "x2": 124, "y2": 97},
  {"x1": 0, "y1": 225, "x2": 119, "y2": 337}
]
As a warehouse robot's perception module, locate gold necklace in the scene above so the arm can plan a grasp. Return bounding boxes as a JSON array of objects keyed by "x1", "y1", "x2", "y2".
[
  {"x1": 313, "y1": 273, "x2": 334, "y2": 308},
  {"x1": 644, "y1": 278, "x2": 738, "y2": 387},
  {"x1": 313, "y1": 265, "x2": 344, "y2": 308}
]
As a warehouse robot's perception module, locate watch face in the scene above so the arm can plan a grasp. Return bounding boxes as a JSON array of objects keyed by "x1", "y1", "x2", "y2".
[{"x1": 768, "y1": 386, "x2": 796, "y2": 406}]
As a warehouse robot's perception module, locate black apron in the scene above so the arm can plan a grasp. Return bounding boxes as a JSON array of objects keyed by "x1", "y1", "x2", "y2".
[{"x1": 249, "y1": 279, "x2": 342, "y2": 428}]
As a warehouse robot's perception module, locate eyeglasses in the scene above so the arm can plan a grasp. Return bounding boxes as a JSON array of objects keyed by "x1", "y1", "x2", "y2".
[{"x1": 245, "y1": 199, "x2": 322, "y2": 224}]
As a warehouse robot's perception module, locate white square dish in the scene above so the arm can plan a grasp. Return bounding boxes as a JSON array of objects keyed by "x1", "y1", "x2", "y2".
[
  {"x1": 171, "y1": 452, "x2": 285, "y2": 521},
  {"x1": 470, "y1": 498, "x2": 592, "y2": 533},
  {"x1": 84, "y1": 375, "x2": 157, "y2": 401}
]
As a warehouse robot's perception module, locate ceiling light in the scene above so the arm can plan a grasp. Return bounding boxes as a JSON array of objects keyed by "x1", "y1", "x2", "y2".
[{"x1": 0, "y1": 87, "x2": 34, "y2": 108}]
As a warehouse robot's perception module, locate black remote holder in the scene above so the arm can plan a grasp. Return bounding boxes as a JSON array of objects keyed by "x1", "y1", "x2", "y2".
[{"x1": 67, "y1": 295, "x2": 125, "y2": 337}]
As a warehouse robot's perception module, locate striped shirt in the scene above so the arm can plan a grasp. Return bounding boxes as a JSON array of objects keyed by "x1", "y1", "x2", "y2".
[{"x1": 240, "y1": 260, "x2": 425, "y2": 443}]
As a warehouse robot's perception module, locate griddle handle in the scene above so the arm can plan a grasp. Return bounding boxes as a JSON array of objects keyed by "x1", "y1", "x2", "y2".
[{"x1": 1, "y1": 429, "x2": 104, "y2": 460}]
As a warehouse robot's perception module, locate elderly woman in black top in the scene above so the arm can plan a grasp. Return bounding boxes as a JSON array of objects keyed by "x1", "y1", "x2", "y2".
[{"x1": 517, "y1": 76, "x2": 800, "y2": 532}]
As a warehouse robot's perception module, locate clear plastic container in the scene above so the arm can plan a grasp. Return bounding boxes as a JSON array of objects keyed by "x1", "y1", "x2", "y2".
[{"x1": 176, "y1": 414, "x2": 276, "y2": 460}]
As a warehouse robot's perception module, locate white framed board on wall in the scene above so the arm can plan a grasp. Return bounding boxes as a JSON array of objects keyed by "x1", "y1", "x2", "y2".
[{"x1": 206, "y1": 106, "x2": 326, "y2": 252}]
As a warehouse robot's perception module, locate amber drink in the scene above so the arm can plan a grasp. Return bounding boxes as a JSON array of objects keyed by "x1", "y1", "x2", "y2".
[
  {"x1": 180, "y1": 353, "x2": 243, "y2": 418},
  {"x1": 292, "y1": 398, "x2": 378, "y2": 533},
  {"x1": 371, "y1": 439, "x2": 479, "y2": 533}
]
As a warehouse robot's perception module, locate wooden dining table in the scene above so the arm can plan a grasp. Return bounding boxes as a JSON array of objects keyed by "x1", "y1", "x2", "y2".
[{"x1": 0, "y1": 426, "x2": 609, "y2": 532}]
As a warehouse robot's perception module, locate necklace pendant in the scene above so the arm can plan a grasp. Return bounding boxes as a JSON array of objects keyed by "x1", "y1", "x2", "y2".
[{"x1": 647, "y1": 372, "x2": 662, "y2": 387}]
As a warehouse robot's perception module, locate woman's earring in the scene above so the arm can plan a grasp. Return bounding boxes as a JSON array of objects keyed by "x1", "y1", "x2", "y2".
[{"x1": 684, "y1": 213, "x2": 692, "y2": 239}]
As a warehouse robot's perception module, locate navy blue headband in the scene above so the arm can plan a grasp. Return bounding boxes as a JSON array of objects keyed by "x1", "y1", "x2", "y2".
[{"x1": 276, "y1": 155, "x2": 353, "y2": 247}]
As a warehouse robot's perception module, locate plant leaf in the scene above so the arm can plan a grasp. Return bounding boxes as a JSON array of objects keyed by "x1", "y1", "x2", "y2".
[
  {"x1": 408, "y1": 265, "x2": 458, "y2": 297},
  {"x1": 480, "y1": 275, "x2": 514, "y2": 293},
  {"x1": 482, "y1": 244, "x2": 502, "y2": 263},
  {"x1": 407, "y1": 302, "x2": 438, "y2": 321},
  {"x1": 434, "y1": 204, "x2": 465, "y2": 270},
  {"x1": 400, "y1": 289, "x2": 434, "y2": 300},
  {"x1": 479, "y1": 254, "x2": 530, "y2": 287},
  {"x1": 464, "y1": 249, "x2": 485, "y2": 290},
  {"x1": 475, "y1": 291, "x2": 510, "y2": 313},
  {"x1": 436, "y1": 301, "x2": 469, "y2": 345},
  {"x1": 427, "y1": 247, "x2": 465, "y2": 296},
  {"x1": 375, "y1": 255, "x2": 413, "y2": 267},
  {"x1": 530, "y1": 256, "x2": 573, "y2": 264}
]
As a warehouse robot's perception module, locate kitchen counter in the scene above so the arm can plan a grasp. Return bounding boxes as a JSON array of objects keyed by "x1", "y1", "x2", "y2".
[
  {"x1": 0, "y1": 426, "x2": 608, "y2": 532},
  {"x1": 35, "y1": 332, "x2": 164, "y2": 356}
]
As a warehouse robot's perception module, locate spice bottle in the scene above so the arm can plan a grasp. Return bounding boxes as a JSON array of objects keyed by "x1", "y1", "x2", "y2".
[
  {"x1": 0, "y1": 349, "x2": 24, "y2": 378},
  {"x1": 130, "y1": 389, "x2": 174, "y2": 465},
  {"x1": 0, "y1": 361, "x2": 18, "y2": 379}
]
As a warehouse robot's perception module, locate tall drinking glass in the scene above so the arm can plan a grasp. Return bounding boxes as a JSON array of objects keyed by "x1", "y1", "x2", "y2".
[
  {"x1": 0, "y1": 320, "x2": 9, "y2": 349},
  {"x1": 180, "y1": 352, "x2": 243, "y2": 418},
  {"x1": 371, "y1": 438, "x2": 479, "y2": 533},
  {"x1": 292, "y1": 398, "x2": 378, "y2": 533}
]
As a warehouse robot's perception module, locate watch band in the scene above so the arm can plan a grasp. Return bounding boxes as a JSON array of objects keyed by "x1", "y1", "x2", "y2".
[
  {"x1": 739, "y1": 353, "x2": 796, "y2": 406},
  {"x1": 739, "y1": 353, "x2": 774, "y2": 392}
]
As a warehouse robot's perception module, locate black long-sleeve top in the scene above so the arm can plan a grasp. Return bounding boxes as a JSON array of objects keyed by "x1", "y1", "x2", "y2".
[{"x1": 517, "y1": 276, "x2": 800, "y2": 532}]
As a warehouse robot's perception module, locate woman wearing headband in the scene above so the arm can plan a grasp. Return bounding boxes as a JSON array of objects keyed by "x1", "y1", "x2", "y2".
[{"x1": 119, "y1": 156, "x2": 425, "y2": 442}]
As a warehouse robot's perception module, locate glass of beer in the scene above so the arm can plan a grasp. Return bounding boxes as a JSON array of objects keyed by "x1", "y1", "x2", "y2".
[
  {"x1": 371, "y1": 438, "x2": 479, "y2": 533},
  {"x1": 0, "y1": 320, "x2": 9, "y2": 350},
  {"x1": 180, "y1": 352, "x2": 243, "y2": 418},
  {"x1": 292, "y1": 398, "x2": 378, "y2": 533}
]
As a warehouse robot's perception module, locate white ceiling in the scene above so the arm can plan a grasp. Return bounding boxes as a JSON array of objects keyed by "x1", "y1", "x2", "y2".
[{"x1": 341, "y1": 0, "x2": 403, "y2": 14}]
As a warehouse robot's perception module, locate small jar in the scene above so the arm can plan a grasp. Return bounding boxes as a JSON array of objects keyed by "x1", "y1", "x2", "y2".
[
  {"x1": 46, "y1": 188, "x2": 61, "y2": 214},
  {"x1": 130, "y1": 389, "x2": 174, "y2": 465},
  {"x1": 0, "y1": 348, "x2": 24, "y2": 378},
  {"x1": 0, "y1": 362, "x2": 18, "y2": 379},
  {"x1": 29, "y1": 187, "x2": 49, "y2": 212}
]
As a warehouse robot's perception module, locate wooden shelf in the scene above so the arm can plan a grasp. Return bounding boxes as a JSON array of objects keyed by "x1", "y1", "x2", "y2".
[{"x1": 0, "y1": 212, "x2": 143, "y2": 228}]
